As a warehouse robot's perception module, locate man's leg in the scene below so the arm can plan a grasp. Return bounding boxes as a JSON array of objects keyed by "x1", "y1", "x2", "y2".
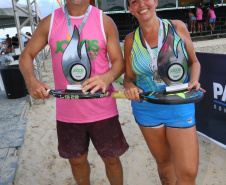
[
  {"x1": 69, "y1": 152, "x2": 91, "y2": 185},
  {"x1": 88, "y1": 115, "x2": 129, "y2": 185},
  {"x1": 102, "y1": 157, "x2": 123, "y2": 185}
]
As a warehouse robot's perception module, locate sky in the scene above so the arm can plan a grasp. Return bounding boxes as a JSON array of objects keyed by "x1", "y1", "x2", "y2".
[{"x1": 0, "y1": 0, "x2": 63, "y2": 39}]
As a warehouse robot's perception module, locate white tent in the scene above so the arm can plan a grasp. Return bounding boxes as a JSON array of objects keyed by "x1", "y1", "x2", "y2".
[{"x1": 0, "y1": 1, "x2": 31, "y2": 29}]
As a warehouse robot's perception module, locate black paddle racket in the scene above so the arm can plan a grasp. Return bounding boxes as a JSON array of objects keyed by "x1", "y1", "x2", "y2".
[
  {"x1": 111, "y1": 89, "x2": 204, "y2": 105},
  {"x1": 47, "y1": 89, "x2": 109, "y2": 99}
]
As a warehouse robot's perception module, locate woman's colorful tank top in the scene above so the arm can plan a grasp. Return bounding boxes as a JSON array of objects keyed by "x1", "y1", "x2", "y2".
[
  {"x1": 48, "y1": 6, "x2": 118, "y2": 123},
  {"x1": 131, "y1": 19, "x2": 194, "y2": 123}
]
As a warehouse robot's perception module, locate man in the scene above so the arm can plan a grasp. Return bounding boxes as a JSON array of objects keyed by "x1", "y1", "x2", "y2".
[
  {"x1": 5, "y1": 34, "x2": 12, "y2": 48},
  {"x1": 12, "y1": 34, "x2": 19, "y2": 48},
  {"x1": 19, "y1": 0, "x2": 129, "y2": 185}
]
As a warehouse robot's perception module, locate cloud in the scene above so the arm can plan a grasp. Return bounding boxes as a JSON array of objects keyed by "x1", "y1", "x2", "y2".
[{"x1": 36, "y1": 0, "x2": 61, "y2": 17}]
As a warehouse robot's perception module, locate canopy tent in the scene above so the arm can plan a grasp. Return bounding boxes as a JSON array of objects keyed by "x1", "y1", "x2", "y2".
[
  {"x1": 0, "y1": 7, "x2": 30, "y2": 29},
  {"x1": 0, "y1": 0, "x2": 31, "y2": 29}
]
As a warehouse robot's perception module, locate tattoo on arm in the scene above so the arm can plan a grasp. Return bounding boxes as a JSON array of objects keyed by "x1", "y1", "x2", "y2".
[{"x1": 159, "y1": 171, "x2": 170, "y2": 185}]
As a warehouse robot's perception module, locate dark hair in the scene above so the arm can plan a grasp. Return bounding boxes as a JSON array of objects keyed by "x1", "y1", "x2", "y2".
[{"x1": 210, "y1": 5, "x2": 214, "y2": 9}]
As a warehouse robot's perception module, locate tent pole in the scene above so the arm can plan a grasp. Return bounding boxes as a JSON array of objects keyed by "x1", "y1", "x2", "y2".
[{"x1": 11, "y1": 0, "x2": 24, "y2": 53}]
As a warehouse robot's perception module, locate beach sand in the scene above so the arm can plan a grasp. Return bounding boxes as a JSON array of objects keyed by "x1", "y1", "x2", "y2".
[{"x1": 14, "y1": 38, "x2": 226, "y2": 185}]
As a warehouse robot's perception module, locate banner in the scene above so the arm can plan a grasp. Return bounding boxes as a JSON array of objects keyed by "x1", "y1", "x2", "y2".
[
  {"x1": 97, "y1": 0, "x2": 125, "y2": 12},
  {"x1": 157, "y1": 0, "x2": 176, "y2": 9},
  {"x1": 178, "y1": 0, "x2": 197, "y2": 7},
  {"x1": 195, "y1": 52, "x2": 226, "y2": 146},
  {"x1": 178, "y1": 0, "x2": 222, "y2": 7}
]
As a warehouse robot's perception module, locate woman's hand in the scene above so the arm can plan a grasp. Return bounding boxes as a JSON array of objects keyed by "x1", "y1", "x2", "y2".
[
  {"x1": 124, "y1": 84, "x2": 143, "y2": 102},
  {"x1": 188, "y1": 80, "x2": 206, "y2": 93}
]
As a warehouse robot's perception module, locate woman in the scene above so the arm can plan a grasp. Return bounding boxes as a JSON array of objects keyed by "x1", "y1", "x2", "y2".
[
  {"x1": 124, "y1": 0, "x2": 205, "y2": 184},
  {"x1": 188, "y1": 9, "x2": 196, "y2": 33},
  {"x1": 207, "y1": 5, "x2": 216, "y2": 31},
  {"x1": 196, "y1": 4, "x2": 203, "y2": 32}
]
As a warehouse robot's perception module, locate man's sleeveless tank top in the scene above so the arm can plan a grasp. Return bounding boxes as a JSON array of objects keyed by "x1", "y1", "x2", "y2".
[
  {"x1": 48, "y1": 6, "x2": 118, "y2": 123},
  {"x1": 131, "y1": 19, "x2": 195, "y2": 124}
]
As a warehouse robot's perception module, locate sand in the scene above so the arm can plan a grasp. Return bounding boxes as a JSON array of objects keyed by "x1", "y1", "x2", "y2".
[{"x1": 14, "y1": 38, "x2": 226, "y2": 185}]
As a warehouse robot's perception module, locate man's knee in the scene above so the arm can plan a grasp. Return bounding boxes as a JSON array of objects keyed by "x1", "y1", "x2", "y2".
[
  {"x1": 102, "y1": 157, "x2": 121, "y2": 166},
  {"x1": 69, "y1": 153, "x2": 88, "y2": 167}
]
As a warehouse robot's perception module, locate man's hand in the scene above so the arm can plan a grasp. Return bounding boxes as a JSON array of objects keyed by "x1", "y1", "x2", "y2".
[
  {"x1": 81, "y1": 72, "x2": 114, "y2": 94},
  {"x1": 26, "y1": 79, "x2": 51, "y2": 99}
]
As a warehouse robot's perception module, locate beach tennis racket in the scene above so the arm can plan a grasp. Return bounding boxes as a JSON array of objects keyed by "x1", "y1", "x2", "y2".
[
  {"x1": 111, "y1": 89, "x2": 204, "y2": 105},
  {"x1": 47, "y1": 89, "x2": 109, "y2": 99}
]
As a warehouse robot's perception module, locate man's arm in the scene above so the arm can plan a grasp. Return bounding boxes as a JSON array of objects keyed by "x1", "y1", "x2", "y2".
[
  {"x1": 82, "y1": 13, "x2": 125, "y2": 93},
  {"x1": 19, "y1": 15, "x2": 51, "y2": 99}
]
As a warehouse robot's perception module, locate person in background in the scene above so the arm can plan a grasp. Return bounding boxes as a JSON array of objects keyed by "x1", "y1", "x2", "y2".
[
  {"x1": 19, "y1": 0, "x2": 129, "y2": 184},
  {"x1": 5, "y1": 34, "x2": 12, "y2": 48},
  {"x1": 207, "y1": 4, "x2": 216, "y2": 31},
  {"x1": 12, "y1": 34, "x2": 19, "y2": 48},
  {"x1": 24, "y1": 32, "x2": 32, "y2": 47},
  {"x1": 196, "y1": 4, "x2": 203, "y2": 32},
  {"x1": 124, "y1": 0, "x2": 205, "y2": 184},
  {"x1": 188, "y1": 9, "x2": 196, "y2": 33}
]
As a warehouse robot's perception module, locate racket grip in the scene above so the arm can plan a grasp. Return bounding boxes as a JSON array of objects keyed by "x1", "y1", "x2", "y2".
[
  {"x1": 111, "y1": 92, "x2": 127, "y2": 99},
  {"x1": 46, "y1": 89, "x2": 53, "y2": 95}
]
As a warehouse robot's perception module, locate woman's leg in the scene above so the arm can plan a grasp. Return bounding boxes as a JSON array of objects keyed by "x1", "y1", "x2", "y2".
[
  {"x1": 209, "y1": 22, "x2": 213, "y2": 31},
  {"x1": 190, "y1": 20, "x2": 193, "y2": 32},
  {"x1": 166, "y1": 126, "x2": 199, "y2": 185},
  {"x1": 193, "y1": 21, "x2": 196, "y2": 32},
  {"x1": 139, "y1": 125, "x2": 176, "y2": 185}
]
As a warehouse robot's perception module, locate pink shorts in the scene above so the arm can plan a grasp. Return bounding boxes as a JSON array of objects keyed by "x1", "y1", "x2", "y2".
[{"x1": 57, "y1": 115, "x2": 129, "y2": 159}]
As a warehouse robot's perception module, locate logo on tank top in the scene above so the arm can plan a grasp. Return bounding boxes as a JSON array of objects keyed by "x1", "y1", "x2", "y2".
[{"x1": 55, "y1": 34, "x2": 100, "y2": 61}]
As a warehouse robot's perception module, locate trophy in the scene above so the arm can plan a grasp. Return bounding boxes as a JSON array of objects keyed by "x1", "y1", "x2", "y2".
[
  {"x1": 47, "y1": 25, "x2": 108, "y2": 99},
  {"x1": 112, "y1": 24, "x2": 204, "y2": 105}
]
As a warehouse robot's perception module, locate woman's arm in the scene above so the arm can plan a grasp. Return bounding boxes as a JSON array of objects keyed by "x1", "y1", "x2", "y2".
[
  {"x1": 123, "y1": 33, "x2": 143, "y2": 101},
  {"x1": 171, "y1": 20, "x2": 205, "y2": 92}
]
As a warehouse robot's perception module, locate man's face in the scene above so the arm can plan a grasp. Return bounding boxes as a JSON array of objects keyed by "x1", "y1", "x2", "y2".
[{"x1": 68, "y1": 0, "x2": 89, "y2": 5}]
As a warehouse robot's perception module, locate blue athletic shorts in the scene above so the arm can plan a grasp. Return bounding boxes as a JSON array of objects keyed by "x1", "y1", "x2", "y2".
[
  {"x1": 209, "y1": 19, "x2": 216, "y2": 23},
  {"x1": 136, "y1": 114, "x2": 196, "y2": 128},
  {"x1": 191, "y1": 15, "x2": 196, "y2": 21}
]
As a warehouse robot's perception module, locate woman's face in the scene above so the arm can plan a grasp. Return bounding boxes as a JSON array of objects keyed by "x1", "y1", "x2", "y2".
[{"x1": 128, "y1": 0, "x2": 158, "y2": 21}]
